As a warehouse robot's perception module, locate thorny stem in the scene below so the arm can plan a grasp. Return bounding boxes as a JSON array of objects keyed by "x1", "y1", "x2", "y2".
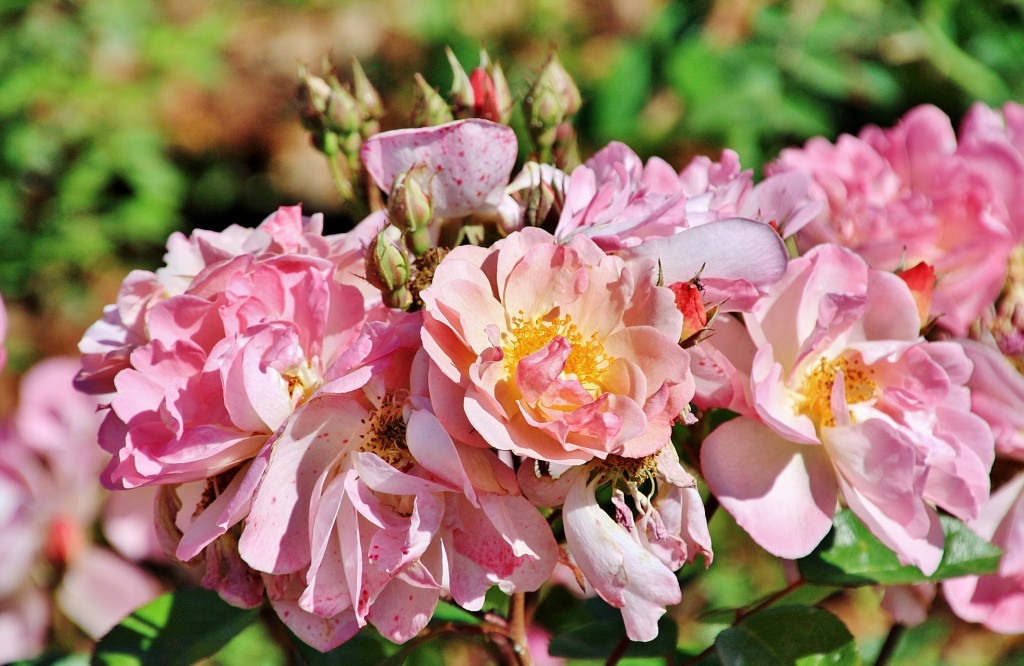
[{"x1": 874, "y1": 623, "x2": 906, "y2": 666}]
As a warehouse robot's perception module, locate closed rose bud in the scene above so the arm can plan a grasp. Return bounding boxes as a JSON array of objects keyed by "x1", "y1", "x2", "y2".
[
  {"x1": 325, "y1": 76, "x2": 363, "y2": 135},
  {"x1": 446, "y1": 47, "x2": 475, "y2": 117},
  {"x1": 351, "y1": 58, "x2": 383, "y2": 122},
  {"x1": 366, "y1": 226, "x2": 413, "y2": 310},
  {"x1": 412, "y1": 73, "x2": 454, "y2": 127},
  {"x1": 388, "y1": 165, "x2": 434, "y2": 235},
  {"x1": 469, "y1": 67, "x2": 500, "y2": 122},
  {"x1": 296, "y1": 66, "x2": 332, "y2": 131},
  {"x1": 489, "y1": 61, "x2": 513, "y2": 124}
]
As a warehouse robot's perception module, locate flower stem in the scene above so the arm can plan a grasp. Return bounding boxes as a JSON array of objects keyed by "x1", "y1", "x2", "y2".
[
  {"x1": 874, "y1": 623, "x2": 905, "y2": 666},
  {"x1": 508, "y1": 591, "x2": 533, "y2": 666}
]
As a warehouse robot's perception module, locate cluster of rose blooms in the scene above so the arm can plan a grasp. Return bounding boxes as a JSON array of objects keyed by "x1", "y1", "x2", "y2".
[{"x1": 5, "y1": 91, "x2": 1016, "y2": 654}]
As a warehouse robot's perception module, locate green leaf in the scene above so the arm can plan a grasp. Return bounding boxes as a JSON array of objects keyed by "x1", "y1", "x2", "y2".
[
  {"x1": 798, "y1": 510, "x2": 1002, "y2": 586},
  {"x1": 548, "y1": 615, "x2": 677, "y2": 659},
  {"x1": 429, "y1": 600, "x2": 481, "y2": 626},
  {"x1": 92, "y1": 588, "x2": 259, "y2": 666},
  {"x1": 714, "y1": 606, "x2": 858, "y2": 666}
]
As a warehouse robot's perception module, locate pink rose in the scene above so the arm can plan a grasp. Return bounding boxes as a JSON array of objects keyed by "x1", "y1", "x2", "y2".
[
  {"x1": 99, "y1": 247, "x2": 369, "y2": 489},
  {"x1": 770, "y1": 105, "x2": 1020, "y2": 335},
  {"x1": 222, "y1": 314, "x2": 556, "y2": 650},
  {"x1": 701, "y1": 244, "x2": 994, "y2": 573},
  {"x1": 76, "y1": 205, "x2": 373, "y2": 395},
  {"x1": 422, "y1": 227, "x2": 694, "y2": 463},
  {"x1": 959, "y1": 101, "x2": 1024, "y2": 238},
  {"x1": 554, "y1": 142, "x2": 819, "y2": 251}
]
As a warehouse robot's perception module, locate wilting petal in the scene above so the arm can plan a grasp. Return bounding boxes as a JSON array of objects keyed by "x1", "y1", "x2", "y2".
[{"x1": 563, "y1": 476, "x2": 680, "y2": 642}]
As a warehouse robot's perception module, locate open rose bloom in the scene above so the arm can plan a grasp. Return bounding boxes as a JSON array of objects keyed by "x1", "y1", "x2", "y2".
[
  {"x1": 67, "y1": 100, "x2": 1024, "y2": 660},
  {"x1": 701, "y1": 244, "x2": 993, "y2": 572}
]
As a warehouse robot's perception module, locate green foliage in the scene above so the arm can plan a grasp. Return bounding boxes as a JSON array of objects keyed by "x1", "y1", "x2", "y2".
[
  {"x1": 572, "y1": 0, "x2": 1024, "y2": 171},
  {"x1": 547, "y1": 616, "x2": 678, "y2": 660},
  {"x1": 798, "y1": 509, "x2": 1002, "y2": 586},
  {"x1": 0, "y1": 0, "x2": 227, "y2": 302},
  {"x1": 706, "y1": 606, "x2": 859, "y2": 666},
  {"x1": 91, "y1": 589, "x2": 259, "y2": 666}
]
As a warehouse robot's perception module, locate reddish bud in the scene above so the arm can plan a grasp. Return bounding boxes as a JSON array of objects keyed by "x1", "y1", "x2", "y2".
[
  {"x1": 897, "y1": 262, "x2": 936, "y2": 326},
  {"x1": 670, "y1": 281, "x2": 709, "y2": 345},
  {"x1": 469, "y1": 68, "x2": 500, "y2": 122}
]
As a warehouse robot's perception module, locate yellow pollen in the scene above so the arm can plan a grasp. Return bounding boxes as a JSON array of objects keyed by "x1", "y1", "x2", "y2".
[
  {"x1": 501, "y1": 311, "x2": 613, "y2": 391},
  {"x1": 357, "y1": 398, "x2": 411, "y2": 469},
  {"x1": 798, "y1": 355, "x2": 877, "y2": 428},
  {"x1": 283, "y1": 359, "x2": 321, "y2": 406}
]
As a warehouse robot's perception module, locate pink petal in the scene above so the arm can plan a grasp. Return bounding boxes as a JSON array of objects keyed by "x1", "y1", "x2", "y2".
[
  {"x1": 57, "y1": 547, "x2": 162, "y2": 639},
  {"x1": 361, "y1": 119, "x2": 518, "y2": 218},
  {"x1": 563, "y1": 476, "x2": 681, "y2": 642},
  {"x1": 618, "y1": 218, "x2": 789, "y2": 299},
  {"x1": 702, "y1": 417, "x2": 837, "y2": 558},
  {"x1": 240, "y1": 396, "x2": 367, "y2": 574}
]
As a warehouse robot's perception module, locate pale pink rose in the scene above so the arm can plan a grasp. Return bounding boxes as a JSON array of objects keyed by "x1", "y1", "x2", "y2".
[
  {"x1": 554, "y1": 142, "x2": 820, "y2": 252},
  {"x1": 0, "y1": 442, "x2": 49, "y2": 600},
  {"x1": 17, "y1": 358, "x2": 105, "y2": 522},
  {"x1": 98, "y1": 247, "x2": 369, "y2": 489},
  {"x1": 422, "y1": 227, "x2": 694, "y2": 464},
  {"x1": 959, "y1": 339, "x2": 1024, "y2": 460},
  {"x1": 224, "y1": 314, "x2": 556, "y2": 649},
  {"x1": 944, "y1": 472, "x2": 1024, "y2": 634},
  {"x1": 76, "y1": 205, "x2": 373, "y2": 395},
  {"x1": 701, "y1": 244, "x2": 994, "y2": 574},
  {"x1": 769, "y1": 105, "x2": 1019, "y2": 335},
  {"x1": 519, "y1": 444, "x2": 711, "y2": 642}
]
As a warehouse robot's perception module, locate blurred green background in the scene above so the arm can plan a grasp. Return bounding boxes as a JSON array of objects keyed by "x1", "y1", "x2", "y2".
[{"x1": 3, "y1": 1, "x2": 1024, "y2": 662}]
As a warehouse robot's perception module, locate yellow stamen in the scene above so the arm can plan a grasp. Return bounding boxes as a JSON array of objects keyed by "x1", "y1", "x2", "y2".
[
  {"x1": 798, "y1": 355, "x2": 877, "y2": 428},
  {"x1": 283, "y1": 358, "x2": 321, "y2": 406},
  {"x1": 501, "y1": 311, "x2": 613, "y2": 392}
]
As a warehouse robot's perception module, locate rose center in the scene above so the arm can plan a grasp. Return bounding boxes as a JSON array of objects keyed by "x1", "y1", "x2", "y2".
[
  {"x1": 358, "y1": 399, "x2": 411, "y2": 469},
  {"x1": 283, "y1": 358, "x2": 321, "y2": 407},
  {"x1": 501, "y1": 311, "x2": 613, "y2": 391},
  {"x1": 798, "y1": 355, "x2": 877, "y2": 428}
]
